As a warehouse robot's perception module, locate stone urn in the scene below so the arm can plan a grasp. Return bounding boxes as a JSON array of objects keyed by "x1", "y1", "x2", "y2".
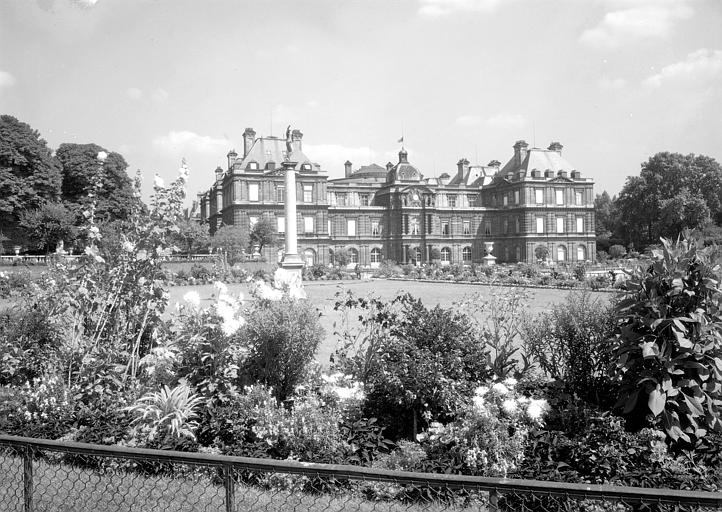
[{"x1": 482, "y1": 241, "x2": 497, "y2": 266}]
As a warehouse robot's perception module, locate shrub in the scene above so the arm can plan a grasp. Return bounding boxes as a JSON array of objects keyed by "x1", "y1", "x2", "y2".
[
  {"x1": 597, "y1": 250, "x2": 609, "y2": 263},
  {"x1": 609, "y1": 236, "x2": 722, "y2": 444},
  {"x1": 240, "y1": 297, "x2": 324, "y2": 401},
  {"x1": 521, "y1": 291, "x2": 617, "y2": 407},
  {"x1": 608, "y1": 244, "x2": 627, "y2": 259},
  {"x1": 333, "y1": 292, "x2": 490, "y2": 440},
  {"x1": 190, "y1": 263, "x2": 212, "y2": 280},
  {"x1": 572, "y1": 262, "x2": 587, "y2": 281}
]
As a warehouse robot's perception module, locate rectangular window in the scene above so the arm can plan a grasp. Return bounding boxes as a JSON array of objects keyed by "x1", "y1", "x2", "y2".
[
  {"x1": 442, "y1": 222, "x2": 450, "y2": 235},
  {"x1": 463, "y1": 221, "x2": 470, "y2": 235},
  {"x1": 555, "y1": 189, "x2": 564, "y2": 205},
  {"x1": 556, "y1": 217, "x2": 564, "y2": 233},
  {"x1": 576, "y1": 216, "x2": 584, "y2": 233},
  {"x1": 276, "y1": 186, "x2": 284, "y2": 203},
  {"x1": 536, "y1": 217, "x2": 544, "y2": 234},
  {"x1": 371, "y1": 220, "x2": 380, "y2": 236},
  {"x1": 277, "y1": 216, "x2": 285, "y2": 233},
  {"x1": 303, "y1": 184, "x2": 313, "y2": 203},
  {"x1": 336, "y1": 193, "x2": 347, "y2": 206},
  {"x1": 347, "y1": 219, "x2": 356, "y2": 237},
  {"x1": 485, "y1": 221, "x2": 492, "y2": 236},
  {"x1": 515, "y1": 217, "x2": 520, "y2": 233},
  {"x1": 360, "y1": 194, "x2": 370, "y2": 206},
  {"x1": 535, "y1": 189, "x2": 544, "y2": 204},
  {"x1": 575, "y1": 191, "x2": 583, "y2": 206},
  {"x1": 503, "y1": 194, "x2": 508, "y2": 206},
  {"x1": 448, "y1": 195, "x2": 457, "y2": 208},
  {"x1": 514, "y1": 190, "x2": 519, "y2": 204},
  {"x1": 304, "y1": 216, "x2": 314, "y2": 233},
  {"x1": 427, "y1": 214, "x2": 433, "y2": 234},
  {"x1": 328, "y1": 219, "x2": 332, "y2": 235},
  {"x1": 468, "y1": 194, "x2": 478, "y2": 206},
  {"x1": 248, "y1": 183, "x2": 259, "y2": 202},
  {"x1": 503, "y1": 219, "x2": 508, "y2": 234}
]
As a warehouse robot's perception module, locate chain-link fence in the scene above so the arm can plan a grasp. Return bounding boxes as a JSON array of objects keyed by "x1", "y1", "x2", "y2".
[{"x1": 1, "y1": 434, "x2": 720, "y2": 512}]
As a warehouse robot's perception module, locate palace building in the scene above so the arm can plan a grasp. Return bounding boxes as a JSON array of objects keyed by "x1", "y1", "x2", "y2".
[{"x1": 198, "y1": 128, "x2": 596, "y2": 267}]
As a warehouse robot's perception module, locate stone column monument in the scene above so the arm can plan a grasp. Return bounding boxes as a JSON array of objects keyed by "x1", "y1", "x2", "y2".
[{"x1": 280, "y1": 159, "x2": 304, "y2": 278}]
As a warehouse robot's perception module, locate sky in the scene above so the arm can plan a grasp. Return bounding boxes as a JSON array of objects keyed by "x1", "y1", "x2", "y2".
[{"x1": 1, "y1": 0, "x2": 720, "y2": 204}]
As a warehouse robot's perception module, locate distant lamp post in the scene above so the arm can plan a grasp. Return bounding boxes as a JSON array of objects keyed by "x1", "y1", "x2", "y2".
[{"x1": 13, "y1": 245, "x2": 21, "y2": 257}]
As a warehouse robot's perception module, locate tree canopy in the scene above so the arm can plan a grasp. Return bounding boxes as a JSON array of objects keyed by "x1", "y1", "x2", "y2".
[
  {"x1": 249, "y1": 216, "x2": 278, "y2": 253},
  {"x1": 19, "y1": 202, "x2": 77, "y2": 253},
  {"x1": 613, "y1": 152, "x2": 721, "y2": 248},
  {"x1": 0, "y1": 115, "x2": 62, "y2": 216},
  {"x1": 56, "y1": 143, "x2": 137, "y2": 222}
]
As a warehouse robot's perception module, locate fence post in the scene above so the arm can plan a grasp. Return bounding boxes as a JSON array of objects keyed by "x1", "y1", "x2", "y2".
[
  {"x1": 23, "y1": 445, "x2": 33, "y2": 512},
  {"x1": 224, "y1": 464, "x2": 235, "y2": 512},
  {"x1": 488, "y1": 489, "x2": 498, "y2": 512}
]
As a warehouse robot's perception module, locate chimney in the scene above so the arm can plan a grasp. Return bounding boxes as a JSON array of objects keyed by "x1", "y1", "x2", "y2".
[
  {"x1": 214, "y1": 166, "x2": 224, "y2": 183},
  {"x1": 242, "y1": 128, "x2": 256, "y2": 157},
  {"x1": 548, "y1": 141, "x2": 563, "y2": 155},
  {"x1": 513, "y1": 140, "x2": 529, "y2": 166},
  {"x1": 227, "y1": 148, "x2": 238, "y2": 170},
  {"x1": 571, "y1": 170, "x2": 581, "y2": 179},
  {"x1": 344, "y1": 160, "x2": 353, "y2": 178},
  {"x1": 457, "y1": 158, "x2": 470, "y2": 179},
  {"x1": 292, "y1": 129, "x2": 303, "y2": 152}
]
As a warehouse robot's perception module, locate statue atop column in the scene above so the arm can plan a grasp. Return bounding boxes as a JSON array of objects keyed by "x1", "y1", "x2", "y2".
[{"x1": 285, "y1": 125, "x2": 293, "y2": 161}]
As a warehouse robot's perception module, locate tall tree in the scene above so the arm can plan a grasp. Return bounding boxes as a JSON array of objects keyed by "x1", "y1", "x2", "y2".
[
  {"x1": 210, "y1": 224, "x2": 249, "y2": 263},
  {"x1": 594, "y1": 191, "x2": 617, "y2": 238},
  {"x1": 615, "y1": 152, "x2": 722, "y2": 247},
  {"x1": 175, "y1": 218, "x2": 210, "y2": 256},
  {"x1": 19, "y1": 202, "x2": 77, "y2": 254},
  {"x1": 56, "y1": 143, "x2": 137, "y2": 222},
  {"x1": 0, "y1": 115, "x2": 62, "y2": 217},
  {"x1": 249, "y1": 216, "x2": 278, "y2": 253}
]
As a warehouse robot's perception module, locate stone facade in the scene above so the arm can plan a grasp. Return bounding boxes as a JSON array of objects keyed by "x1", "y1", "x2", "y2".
[{"x1": 198, "y1": 129, "x2": 595, "y2": 267}]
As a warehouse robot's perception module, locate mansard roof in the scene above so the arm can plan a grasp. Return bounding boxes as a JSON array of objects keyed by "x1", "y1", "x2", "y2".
[
  {"x1": 329, "y1": 163, "x2": 387, "y2": 185},
  {"x1": 234, "y1": 136, "x2": 321, "y2": 174},
  {"x1": 499, "y1": 147, "x2": 576, "y2": 178}
]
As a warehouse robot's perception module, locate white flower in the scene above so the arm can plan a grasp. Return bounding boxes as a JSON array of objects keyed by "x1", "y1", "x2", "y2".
[
  {"x1": 527, "y1": 399, "x2": 548, "y2": 422},
  {"x1": 122, "y1": 240, "x2": 135, "y2": 252},
  {"x1": 503, "y1": 377, "x2": 518, "y2": 388},
  {"x1": 153, "y1": 175, "x2": 165, "y2": 188},
  {"x1": 221, "y1": 317, "x2": 244, "y2": 336},
  {"x1": 501, "y1": 398, "x2": 518, "y2": 415},
  {"x1": 472, "y1": 394, "x2": 486, "y2": 410},
  {"x1": 183, "y1": 291, "x2": 201, "y2": 308},
  {"x1": 491, "y1": 382, "x2": 509, "y2": 395},
  {"x1": 97, "y1": 151, "x2": 108, "y2": 162},
  {"x1": 255, "y1": 281, "x2": 283, "y2": 301},
  {"x1": 474, "y1": 385, "x2": 489, "y2": 396}
]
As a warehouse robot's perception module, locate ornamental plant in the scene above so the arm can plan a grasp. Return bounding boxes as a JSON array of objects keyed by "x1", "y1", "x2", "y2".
[{"x1": 609, "y1": 236, "x2": 722, "y2": 444}]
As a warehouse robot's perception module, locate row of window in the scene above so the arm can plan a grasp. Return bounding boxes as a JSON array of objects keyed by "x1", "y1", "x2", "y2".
[
  {"x1": 246, "y1": 183, "x2": 314, "y2": 203},
  {"x1": 496, "y1": 189, "x2": 585, "y2": 207},
  {"x1": 536, "y1": 216, "x2": 585, "y2": 234}
]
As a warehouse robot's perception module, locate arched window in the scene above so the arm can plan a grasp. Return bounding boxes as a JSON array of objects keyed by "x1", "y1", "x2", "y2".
[
  {"x1": 557, "y1": 245, "x2": 567, "y2": 262},
  {"x1": 304, "y1": 248, "x2": 316, "y2": 266},
  {"x1": 370, "y1": 248, "x2": 382, "y2": 267},
  {"x1": 462, "y1": 246, "x2": 472, "y2": 262},
  {"x1": 577, "y1": 245, "x2": 586, "y2": 262},
  {"x1": 441, "y1": 247, "x2": 451, "y2": 263}
]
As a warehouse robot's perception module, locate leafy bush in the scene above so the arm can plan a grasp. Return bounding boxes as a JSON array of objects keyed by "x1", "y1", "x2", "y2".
[
  {"x1": 572, "y1": 263, "x2": 587, "y2": 281},
  {"x1": 521, "y1": 291, "x2": 618, "y2": 407},
  {"x1": 190, "y1": 263, "x2": 212, "y2": 280},
  {"x1": 609, "y1": 236, "x2": 722, "y2": 444},
  {"x1": 333, "y1": 293, "x2": 490, "y2": 440},
  {"x1": 240, "y1": 296, "x2": 324, "y2": 402},
  {"x1": 608, "y1": 244, "x2": 627, "y2": 259}
]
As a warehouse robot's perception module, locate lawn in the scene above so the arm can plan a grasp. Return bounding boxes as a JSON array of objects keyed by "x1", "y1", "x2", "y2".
[{"x1": 167, "y1": 279, "x2": 616, "y2": 366}]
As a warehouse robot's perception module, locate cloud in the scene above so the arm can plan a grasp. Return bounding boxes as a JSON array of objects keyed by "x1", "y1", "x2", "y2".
[
  {"x1": 153, "y1": 131, "x2": 229, "y2": 155},
  {"x1": 0, "y1": 70, "x2": 16, "y2": 88},
  {"x1": 126, "y1": 87, "x2": 142, "y2": 100},
  {"x1": 644, "y1": 48, "x2": 722, "y2": 87},
  {"x1": 486, "y1": 113, "x2": 527, "y2": 129},
  {"x1": 598, "y1": 76, "x2": 628, "y2": 90},
  {"x1": 71, "y1": 0, "x2": 100, "y2": 7},
  {"x1": 152, "y1": 87, "x2": 169, "y2": 103},
  {"x1": 304, "y1": 144, "x2": 379, "y2": 175},
  {"x1": 580, "y1": 1, "x2": 693, "y2": 48},
  {"x1": 455, "y1": 115, "x2": 483, "y2": 127},
  {"x1": 418, "y1": 0, "x2": 509, "y2": 17}
]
